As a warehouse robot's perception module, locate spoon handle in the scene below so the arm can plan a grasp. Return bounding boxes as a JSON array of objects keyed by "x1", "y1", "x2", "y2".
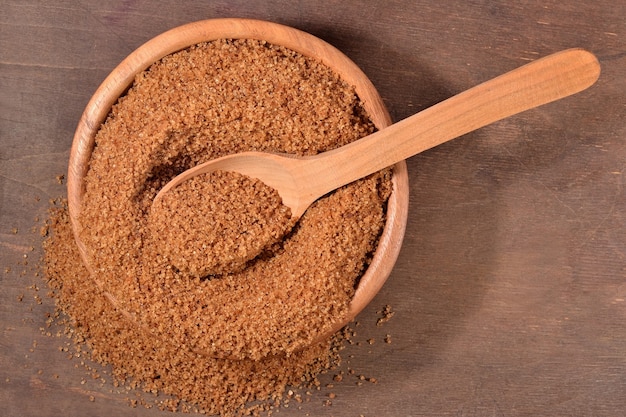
[{"x1": 306, "y1": 48, "x2": 600, "y2": 194}]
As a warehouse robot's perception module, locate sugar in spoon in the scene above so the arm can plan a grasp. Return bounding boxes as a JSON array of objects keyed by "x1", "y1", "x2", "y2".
[{"x1": 154, "y1": 48, "x2": 599, "y2": 351}]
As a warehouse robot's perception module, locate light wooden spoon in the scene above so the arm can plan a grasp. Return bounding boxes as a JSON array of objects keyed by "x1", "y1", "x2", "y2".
[
  {"x1": 156, "y1": 49, "x2": 599, "y2": 216},
  {"x1": 156, "y1": 48, "x2": 599, "y2": 349},
  {"x1": 156, "y1": 48, "x2": 598, "y2": 215}
]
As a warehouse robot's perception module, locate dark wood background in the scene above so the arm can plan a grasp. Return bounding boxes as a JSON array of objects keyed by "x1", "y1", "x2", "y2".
[{"x1": 1, "y1": 1, "x2": 624, "y2": 416}]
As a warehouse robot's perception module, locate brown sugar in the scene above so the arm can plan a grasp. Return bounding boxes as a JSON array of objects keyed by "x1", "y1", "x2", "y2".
[
  {"x1": 43, "y1": 38, "x2": 393, "y2": 414},
  {"x1": 376, "y1": 304, "x2": 395, "y2": 326},
  {"x1": 149, "y1": 170, "x2": 294, "y2": 277}
]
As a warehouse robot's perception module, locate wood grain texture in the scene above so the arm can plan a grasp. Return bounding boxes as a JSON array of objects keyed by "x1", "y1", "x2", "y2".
[{"x1": 1, "y1": 1, "x2": 624, "y2": 416}]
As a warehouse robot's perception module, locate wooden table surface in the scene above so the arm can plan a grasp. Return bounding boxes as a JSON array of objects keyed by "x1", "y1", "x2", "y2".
[{"x1": 1, "y1": 1, "x2": 624, "y2": 416}]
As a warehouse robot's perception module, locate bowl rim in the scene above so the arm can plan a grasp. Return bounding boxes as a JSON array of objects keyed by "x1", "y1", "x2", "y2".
[{"x1": 67, "y1": 17, "x2": 409, "y2": 349}]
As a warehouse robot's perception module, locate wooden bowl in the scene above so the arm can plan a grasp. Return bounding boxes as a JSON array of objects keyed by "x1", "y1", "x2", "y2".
[{"x1": 67, "y1": 18, "x2": 409, "y2": 344}]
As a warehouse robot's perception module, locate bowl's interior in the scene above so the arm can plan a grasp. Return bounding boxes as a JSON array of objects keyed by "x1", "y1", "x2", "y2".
[{"x1": 67, "y1": 17, "x2": 409, "y2": 346}]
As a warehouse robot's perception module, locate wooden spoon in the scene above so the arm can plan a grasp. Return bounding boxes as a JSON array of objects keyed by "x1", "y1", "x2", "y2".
[{"x1": 156, "y1": 49, "x2": 599, "y2": 215}]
